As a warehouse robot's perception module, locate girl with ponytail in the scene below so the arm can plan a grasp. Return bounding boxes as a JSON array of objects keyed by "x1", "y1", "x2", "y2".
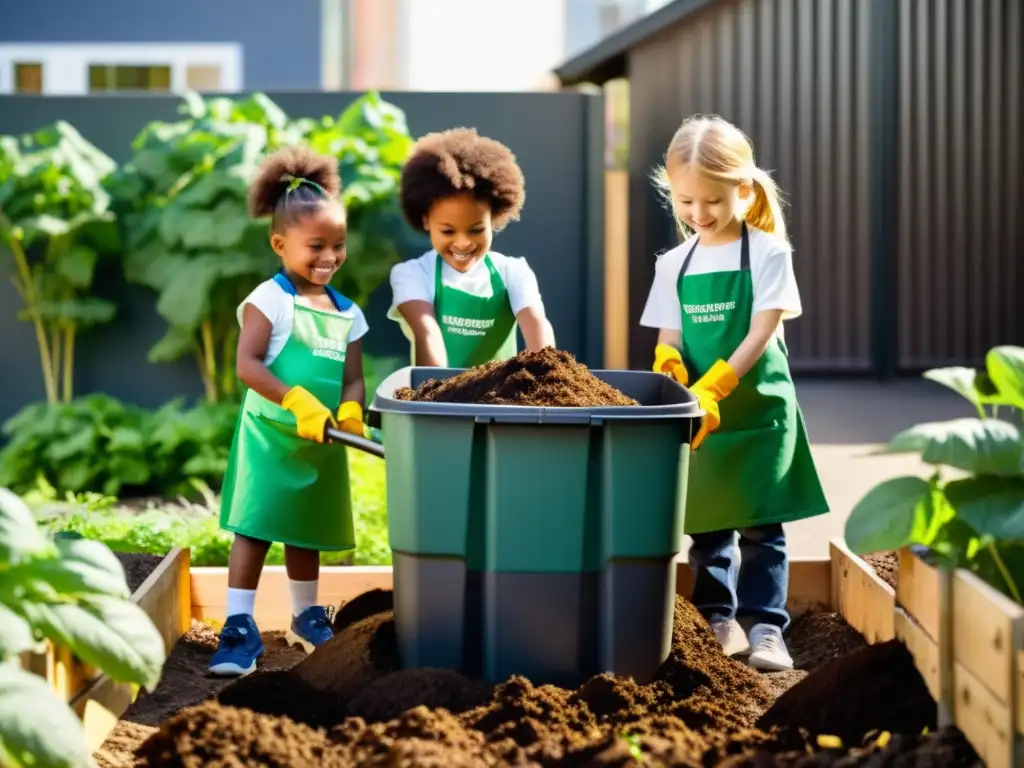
[{"x1": 642, "y1": 115, "x2": 827, "y2": 672}]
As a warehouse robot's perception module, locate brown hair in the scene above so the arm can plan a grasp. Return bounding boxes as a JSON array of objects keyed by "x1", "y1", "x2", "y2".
[
  {"x1": 399, "y1": 127, "x2": 525, "y2": 232},
  {"x1": 248, "y1": 146, "x2": 343, "y2": 232},
  {"x1": 652, "y1": 114, "x2": 789, "y2": 242}
]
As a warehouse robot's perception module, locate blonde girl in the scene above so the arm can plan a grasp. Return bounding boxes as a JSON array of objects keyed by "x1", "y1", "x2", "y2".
[{"x1": 640, "y1": 115, "x2": 828, "y2": 671}]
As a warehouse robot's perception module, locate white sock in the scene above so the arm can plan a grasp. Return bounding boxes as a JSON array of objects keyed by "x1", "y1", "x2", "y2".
[
  {"x1": 289, "y1": 579, "x2": 319, "y2": 617},
  {"x1": 226, "y1": 588, "x2": 256, "y2": 619}
]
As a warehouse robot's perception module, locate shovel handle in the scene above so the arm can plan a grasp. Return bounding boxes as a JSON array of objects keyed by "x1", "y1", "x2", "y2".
[{"x1": 325, "y1": 426, "x2": 385, "y2": 459}]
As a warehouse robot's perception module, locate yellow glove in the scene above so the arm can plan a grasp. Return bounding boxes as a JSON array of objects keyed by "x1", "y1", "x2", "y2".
[
  {"x1": 336, "y1": 401, "x2": 365, "y2": 437},
  {"x1": 281, "y1": 386, "x2": 335, "y2": 443},
  {"x1": 653, "y1": 343, "x2": 689, "y2": 386},
  {"x1": 689, "y1": 360, "x2": 740, "y2": 450}
]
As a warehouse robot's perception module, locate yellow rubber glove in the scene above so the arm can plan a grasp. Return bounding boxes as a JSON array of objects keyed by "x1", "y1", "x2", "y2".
[
  {"x1": 653, "y1": 343, "x2": 689, "y2": 386},
  {"x1": 281, "y1": 386, "x2": 335, "y2": 443},
  {"x1": 336, "y1": 401, "x2": 365, "y2": 437},
  {"x1": 689, "y1": 359, "x2": 740, "y2": 450}
]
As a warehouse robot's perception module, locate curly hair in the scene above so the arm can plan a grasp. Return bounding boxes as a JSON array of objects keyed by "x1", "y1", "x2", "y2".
[
  {"x1": 248, "y1": 146, "x2": 343, "y2": 232},
  {"x1": 400, "y1": 127, "x2": 525, "y2": 232}
]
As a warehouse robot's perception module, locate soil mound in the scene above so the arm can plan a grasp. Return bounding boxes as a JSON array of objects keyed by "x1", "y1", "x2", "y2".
[
  {"x1": 756, "y1": 640, "x2": 936, "y2": 745},
  {"x1": 863, "y1": 551, "x2": 899, "y2": 590},
  {"x1": 393, "y1": 347, "x2": 638, "y2": 407}
]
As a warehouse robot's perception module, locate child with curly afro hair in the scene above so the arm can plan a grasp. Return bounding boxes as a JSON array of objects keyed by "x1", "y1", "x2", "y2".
[
  {"x1": 210, "y1": 146, "x2": 370, "y2": 677},
  {"x1": 388, "y1": 127, "x2": 555, "y2": 367}
]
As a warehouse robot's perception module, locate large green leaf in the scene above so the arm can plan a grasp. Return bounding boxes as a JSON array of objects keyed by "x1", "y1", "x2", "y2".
[
  {"x1": 0, "y1": 488, "x2": 52, "y2": 566},
  {"x1": 987, "y1": 346, "x2": 1024, "y2": 410},
  {"x1": 845, "y1": 476, "x2": 933, "y2": 555},
  {"x1": 27, "y1": 537, "x2": 131, "y2": 600},
  {"x1": 884, "y1": 417, "x2": 1023, "y2": 475},
  {"x1": 945, "y1": 475, "x2": 1024, "y2": 540},
  {"x1": 56, "y1": 245, "x2": 98, "y2": 289},
  {"x1": 0, "y1": 604, "x2": 34, "y2": 658},
  {"x1": 0, "y1": 664, "x2": 93, "y2": 768},
  {"x1": 23, "y1": 596, "x2": 164, "y2": 690}
]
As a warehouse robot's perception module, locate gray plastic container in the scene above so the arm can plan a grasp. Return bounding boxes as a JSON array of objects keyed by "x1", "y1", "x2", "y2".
[{"x1": 370, "y1": 365, "x2": 702, "y2": 687}]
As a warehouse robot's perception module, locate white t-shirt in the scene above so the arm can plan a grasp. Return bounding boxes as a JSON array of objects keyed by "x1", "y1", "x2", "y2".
[
  {"x1": 639, "y1": 226, "x2": 802, "y2": 338},
  {"x1": 237, "y1": 278, "x2": 369, "y2": 366},
  {"x1": 387, "y1": 250, "x2": 545, "y2": 337}
]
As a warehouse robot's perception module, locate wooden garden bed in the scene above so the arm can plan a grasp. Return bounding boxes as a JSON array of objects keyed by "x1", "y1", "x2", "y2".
[{"x1": 20, "y1": 547, "x2": 192, "y2": 753}]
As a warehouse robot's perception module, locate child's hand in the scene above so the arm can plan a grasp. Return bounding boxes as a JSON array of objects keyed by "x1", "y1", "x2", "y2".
[
  {"x1": 688, "y1": 360, "x2": 739, "y2": 449},
  {"x1": 653, "y1": 343, "x2": 689, "y2": 386},
  {"x1": 336, "y1": 401, "x2": 365, "y2": 437},
  {"x1": 282, "y1": 386, "x2": 336, "y2": 442}
]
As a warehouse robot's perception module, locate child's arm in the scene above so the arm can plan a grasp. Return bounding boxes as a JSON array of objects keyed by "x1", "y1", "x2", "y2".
[
  {"x1": 397, "y1": 300, "x2": 448, "y2": 367},
  {"x1": 236, "y1": 304, "x2": 291, "y2": 404},
  {"x1": 727, "y1": 309, "x2": 785, "y2": 377},
  {"x1": 341, "y1": 338, "x2": 366, "y2": 410},
  {"x1": 517, "y1": 306, "x2": 556, "y2": 351}
]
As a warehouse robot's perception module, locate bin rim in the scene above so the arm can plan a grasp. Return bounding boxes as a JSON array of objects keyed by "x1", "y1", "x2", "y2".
[{"x1": 370, "y1": 365, "x2": 704, "y2": 425}]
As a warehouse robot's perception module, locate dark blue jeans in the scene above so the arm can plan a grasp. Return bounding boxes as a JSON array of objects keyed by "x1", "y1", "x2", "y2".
[{"x1": 688, "y1": 523, "x2": 790, "y2": 632}]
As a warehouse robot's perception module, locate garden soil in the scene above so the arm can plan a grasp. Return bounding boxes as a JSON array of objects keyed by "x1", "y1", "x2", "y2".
[
  {"x1": 862, "y1": 552, "x2": 899, "y2": 590},
  {"x1": 95, "y1": 590, "x2": 970, "y2": 767},
  {"x1": 114, "y1": 552, "x2": 165, "y2": 594},
  {"x1": 393, "y1": 348, "x2": 639, "y2": 407}
]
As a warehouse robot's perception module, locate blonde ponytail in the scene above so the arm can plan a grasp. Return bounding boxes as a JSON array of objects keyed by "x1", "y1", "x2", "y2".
[{"x1": 747, "y1": 166, "x2": 789, "y2": 243}]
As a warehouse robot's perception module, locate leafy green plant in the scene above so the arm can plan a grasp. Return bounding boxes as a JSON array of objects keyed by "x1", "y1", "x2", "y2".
[
  {"x1": 34, "y1": 448, "x2": 392, "y2": 567},
  {"x1": 845, "y1": 345, "x2": 1024, "y2": 604},
  {"x1": 0, "y1": 122, "x2": 120, "y2": 404},
  {"x1": 0, "y1": 396, "x2": 240, "y2": 499},
  {"x1": 107, "y1": 90, "x2": 417, "y2": 403},
  {"x1": 0, "y1": 488, "x2": 165, "y2": 768}
]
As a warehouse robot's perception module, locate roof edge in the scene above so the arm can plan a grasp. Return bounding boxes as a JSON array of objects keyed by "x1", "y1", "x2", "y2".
[{"x1": 554, "y1": 0, "x2": 716, "y2": 87}]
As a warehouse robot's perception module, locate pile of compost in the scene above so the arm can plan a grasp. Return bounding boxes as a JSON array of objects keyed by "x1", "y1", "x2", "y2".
[
  {"x1": 394, "y1": 348, "x2": 639, "y2": 407},
  {"x1": 111, "y1": 591, "x2": 970, "y2": 768}
]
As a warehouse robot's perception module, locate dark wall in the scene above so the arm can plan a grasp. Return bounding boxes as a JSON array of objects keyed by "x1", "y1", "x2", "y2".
[
  {"x1": 624, "y1": 0, "x2": 1024, "y2": 374},
  {"x1": 0, "y1": 0, "x2": 320, "y2": 91},
  {"x1": 0, "y1": 91, "x2": 605, "y2": 426}
]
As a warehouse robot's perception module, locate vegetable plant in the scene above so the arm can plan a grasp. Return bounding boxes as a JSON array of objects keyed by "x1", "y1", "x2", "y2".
[
  {"x1": 0, "y1": 122, "x2": 120, "y2": 404},
  {"x1": 845, "y1": 345, "x2": 1024, "y2": 604},
  {"x1": 107, "y1": 91, "x2": 417, "y2": 403},
  {"x1": 0, "y1": 488, "x2": 165, "y2": 768}
]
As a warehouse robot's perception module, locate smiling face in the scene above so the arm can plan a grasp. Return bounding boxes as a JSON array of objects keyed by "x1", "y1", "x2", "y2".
[
  {"x1": 668, "y1": 164, "x2": 752, "y2": 245},
  {"x1": 422, "y1": 193, "x2": 493, "y2": 273},
  {"x1": 270, "y1": 202, "x2": 347, "y2": 289}
]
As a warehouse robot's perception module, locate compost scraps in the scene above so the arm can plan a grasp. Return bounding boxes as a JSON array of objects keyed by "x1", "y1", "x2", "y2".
[
  {"x1": 115, "y1": 590, "x2": 964, "y2": 767},
  {"x1": 394, "y1": 347, "x2": 639, "y2": 406}
]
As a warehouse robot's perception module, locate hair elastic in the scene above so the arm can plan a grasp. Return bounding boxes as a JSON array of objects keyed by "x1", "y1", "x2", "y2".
[{"x1": 282, "y1": 174, "x2": 327, "y2": 197}]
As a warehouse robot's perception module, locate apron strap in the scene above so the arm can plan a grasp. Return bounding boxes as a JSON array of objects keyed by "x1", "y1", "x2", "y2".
[
  {"x1": 273, "y1": 270, "x2": 353, "y2": 311},
  {"x1": 677, "y1": 221, "x2": 751, "y2": 302}
]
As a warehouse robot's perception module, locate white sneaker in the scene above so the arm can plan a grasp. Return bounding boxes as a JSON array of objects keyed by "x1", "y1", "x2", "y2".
[
  {"x1": 747, "y1": 623, "x2": 793, "y2": 671},
  {"x1": 711, "y1": 618, "x2": 751, "y2": 657}
]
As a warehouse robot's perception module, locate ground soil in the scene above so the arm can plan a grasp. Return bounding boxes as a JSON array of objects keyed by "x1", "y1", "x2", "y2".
[
  {"x1": 393, "y1": 348, "x2": 638, "y2": 407},
  {"x1": 861, "y1": 552, "x2": 898, "y2": 590},
  {"x1": 95, "y1": 590, "x2": 975, "y2": 767},
  {"x1": 114, "y1": 552, "x2": 166, "y2": 594}
]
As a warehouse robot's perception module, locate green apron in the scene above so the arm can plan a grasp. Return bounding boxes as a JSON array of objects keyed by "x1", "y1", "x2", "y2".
[
  {"x1": 219, "y1": 273, "x2": 356, "y2": 551},
  {"x1": 678, "y1": 223, "x2": 828, "y2": 534},
  {"x1": 433, "y1": 253, "x2": 518, "y2": 367}
]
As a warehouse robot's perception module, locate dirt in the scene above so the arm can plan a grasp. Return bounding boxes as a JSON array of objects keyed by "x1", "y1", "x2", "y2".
[
  {"x1": 115, "y1": 552, "x2": 165, "y2": 594},
  {"x1": 862, "y1": 551, "x2": 899, "y2": 590},
  {"x1": 393, "y1": 347, "x2": 639, "y2": 407},
  {"x1": 94, "y1": 589, "x2": 968, "y2": 767}
]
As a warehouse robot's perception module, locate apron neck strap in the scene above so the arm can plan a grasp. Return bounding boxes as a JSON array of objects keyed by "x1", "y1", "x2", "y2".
[
  {"x1": 679, "y1": 221, "x2": 751, "y2": 277},
  {"x1": 273, "y1": 270, "x2": 352, "y2": 311}
]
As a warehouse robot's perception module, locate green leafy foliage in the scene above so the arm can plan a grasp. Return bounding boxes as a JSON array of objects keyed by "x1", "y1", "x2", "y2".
[
  {"x1": 0, "y1": 488, "x2": 165, "y2": 768},
  {"x1": 34, "y1": 448, "x2": 392, "y2": 567},
  {"x1": 0, "y1": 122, "x2": 120, "y2": 404},
  {"x1": 845, "y1": 345, "x2": 1024, "y2": 604},
  {"x1": 0, "y1": 395, "x2": 238, "y2": 499},
  {"x1": 107, "y1": 91, "x2": 418, "y2": 403}
]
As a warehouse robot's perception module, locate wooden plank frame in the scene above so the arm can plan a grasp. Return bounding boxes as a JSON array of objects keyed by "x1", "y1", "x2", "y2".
[
  {"x1": 21, "y1": 548, "x2": 192, "y2": 753},
  {"x1": 895, "y1": 546, "x2": 1024, "y2": 768}
]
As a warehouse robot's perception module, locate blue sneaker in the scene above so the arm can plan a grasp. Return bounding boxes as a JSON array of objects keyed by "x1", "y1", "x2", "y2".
[
  {"x1": 286, "y1": 605, "x2": 334, "y2": 653},
  {"x1": 208, "y1": 614, "x2": 264, "y2": 677}
]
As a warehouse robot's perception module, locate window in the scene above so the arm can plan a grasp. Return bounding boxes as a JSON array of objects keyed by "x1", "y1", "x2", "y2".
[
  {"x1": 14, "y1": 62, "x2": 43, "y2": 93},
  {"x1": 88, "y1": 65, "x2": 172, "y2": 92},
  {"x1": 0, "y1": 44, "x2": 241, "y2": 95}
]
